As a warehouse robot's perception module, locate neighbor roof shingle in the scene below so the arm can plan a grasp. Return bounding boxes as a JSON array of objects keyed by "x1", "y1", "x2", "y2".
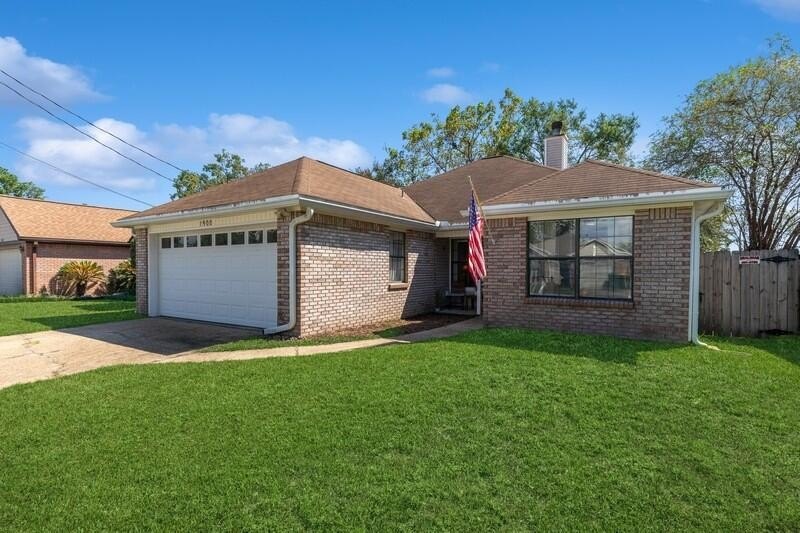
[
  {"x1": 485, "y1": 159, "x2": 714, "y2": 206},
  {"x1": 0, "y1": 196, "x2": 135, "y2": 244},
  {"x1": 404, "y1": 156, "x2": 555, "y2": 223},
  {"x1": 120, "y1": 157, "x2": 434, "y2": 223}
]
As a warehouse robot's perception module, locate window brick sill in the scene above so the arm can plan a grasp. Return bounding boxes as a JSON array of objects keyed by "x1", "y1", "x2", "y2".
[
  {"x1": 388, "y1": 282, "x2": 409, "y2": 291},
  {"x1": 526, "y1": 297, "x2": 634, "y2": 309}
]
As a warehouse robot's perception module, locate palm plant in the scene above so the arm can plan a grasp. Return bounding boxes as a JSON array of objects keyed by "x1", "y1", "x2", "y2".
[{"x1": 57, "y1": 261, "x2": 105, "y2": 297}]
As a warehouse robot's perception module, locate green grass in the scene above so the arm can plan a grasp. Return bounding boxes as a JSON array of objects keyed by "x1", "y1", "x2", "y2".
[
  {"x1": 1, "y1": 329, "x2": 799, "y2": 530},
  {"x1": 0, "y1": 296, "x2": 138, "y2": 336}
]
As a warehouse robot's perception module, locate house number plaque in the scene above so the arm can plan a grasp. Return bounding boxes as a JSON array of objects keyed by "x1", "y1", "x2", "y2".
[{"x1": 200, "y1": 219, "x2": 214, "y2": 228}]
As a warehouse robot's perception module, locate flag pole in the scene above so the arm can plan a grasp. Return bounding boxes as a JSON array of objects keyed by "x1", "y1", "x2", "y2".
[{"x1": 468, "y1": 175, "x2": 495, "y2": 245}]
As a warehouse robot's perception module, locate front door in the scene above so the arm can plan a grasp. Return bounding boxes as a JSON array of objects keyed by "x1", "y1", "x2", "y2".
[{"x1": 450, "y1": 239, "x2": 476, "y2": 292}]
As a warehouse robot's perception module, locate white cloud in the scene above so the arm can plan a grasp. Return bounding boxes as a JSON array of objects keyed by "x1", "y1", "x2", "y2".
[
  {"x1": 15, "y1": 116, "x2": 158, "y2": 190},
  {"x1": 155, "y1": 113, "x2": 372, "y2": 170},
  {"x1": 421, "y1": 83, "x2": 472, "y2": 105},
  {"x1": 752, "y1": 0, "x2": 800, "y2": 20},
  {"x1": 427, "y1": 66, "x2": 455, "y2": 78},
  {"x1": 0, "y1": 36, "x2": 102, "y2": 105},
  {"x1": 13, "y1": 113, "x2": 372, "y2": 193}
]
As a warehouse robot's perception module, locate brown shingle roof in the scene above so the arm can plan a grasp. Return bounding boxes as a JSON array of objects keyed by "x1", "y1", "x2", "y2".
[
  {"x1": 120, "y1": 157, "x2": 434, "y2": 223},
  {"x1": 404, "y1": 156, "x2": 555, "y2": 223},
  {"x1": 485, "y1": 159, "x2": 714, "y2": 206},
  {"x1": 0, "y1": 195, "x2": 135, "y2": 244}
]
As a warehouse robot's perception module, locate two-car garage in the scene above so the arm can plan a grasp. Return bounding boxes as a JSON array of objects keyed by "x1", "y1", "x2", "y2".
[{"x1": 153, "y1": 225, "x2": 278, "y2": 329}]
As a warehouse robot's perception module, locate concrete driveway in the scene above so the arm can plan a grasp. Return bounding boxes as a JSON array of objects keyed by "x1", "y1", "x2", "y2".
[{"x1": 0, "y1": 318, "x2": 257, "y2": 389}]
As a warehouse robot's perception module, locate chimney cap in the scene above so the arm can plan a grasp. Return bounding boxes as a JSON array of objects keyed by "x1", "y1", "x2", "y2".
[{"x1": 550, "y1": 121, "x2": 564, "y2": 136}]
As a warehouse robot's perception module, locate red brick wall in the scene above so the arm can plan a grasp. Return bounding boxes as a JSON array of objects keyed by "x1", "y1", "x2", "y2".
[
  {"x1": 25, "y1": 241, "x2": 131, "y2": 296},
  {"x1": 134, "y1": 228, "x2": 148, "y2": 314},
  {"x1": 433, "y1": 237, "x2": 450, "y2": 304},
  {"x1": 483, "y1": 207, "x2": 692, "y2": 342},
  {"x1": 278, "y1": 212, "x2": 437, "y2": 336}
]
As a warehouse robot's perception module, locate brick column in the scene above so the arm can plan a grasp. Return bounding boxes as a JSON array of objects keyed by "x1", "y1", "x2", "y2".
[{"x1": 134, "y1": 228, "x2": 148, "y2": 315}]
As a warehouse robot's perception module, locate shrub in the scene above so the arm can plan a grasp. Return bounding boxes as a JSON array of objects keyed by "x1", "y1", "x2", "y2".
[
  {"x1": 107, "y1": 260, "x2": 136, "y2": 295},
  {"x1": 56, "y1": 261, "x2": 105, "y2": 297}
]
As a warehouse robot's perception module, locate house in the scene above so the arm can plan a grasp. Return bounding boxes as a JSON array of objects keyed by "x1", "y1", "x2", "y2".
[
  {"x1": 0, "y1": 196, "x2": 135, "y2": 296},
  {"x1": 113, "y1": 127, "x2": 731, "y2": 342}
]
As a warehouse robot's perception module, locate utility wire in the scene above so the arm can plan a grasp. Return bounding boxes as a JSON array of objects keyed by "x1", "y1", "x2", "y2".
[
  {"x1": 0, "y1": 79, "x2": 175, "y2": 183},
  {"x1": 0, "y1": 141, "x2": 154, "y2": 207},
  {"x1": 0, "y1": 68, "x2": 185, "y2": 173}
]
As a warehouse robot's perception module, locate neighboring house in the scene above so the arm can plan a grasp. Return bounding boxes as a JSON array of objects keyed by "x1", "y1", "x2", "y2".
[
  {"x1": 114, "y1": 127, "x2": 731, "y2": 342},
  {"x1": 0, "y1": 196, "x2": 135, "y2": 296}
]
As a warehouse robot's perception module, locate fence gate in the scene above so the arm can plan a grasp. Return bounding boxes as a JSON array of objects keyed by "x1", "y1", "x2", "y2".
[{"x1": 699, "y1": 249, "x2": 800, "y2": 336}]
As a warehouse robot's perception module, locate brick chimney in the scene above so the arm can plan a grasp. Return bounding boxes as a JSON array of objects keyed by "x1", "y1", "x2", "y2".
[{"x1": 544, "y1": 121, "x2": 568, "y2": 170}]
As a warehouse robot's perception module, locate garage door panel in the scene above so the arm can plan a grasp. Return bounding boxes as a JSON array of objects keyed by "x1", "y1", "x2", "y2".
[
  {"x1": 0, "y1": 247, "x2": 22, "y2": 296},
  {"x1": 158, "y1": 227, "x2": 277, "y2": 328}
]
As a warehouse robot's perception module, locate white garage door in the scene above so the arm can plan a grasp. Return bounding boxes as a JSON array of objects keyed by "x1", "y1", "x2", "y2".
[
  {"x1": 0, "y1": 247, "x2": 22, "y2": 296},
  {"x1": 157, "y1": 227, "x2": 278, "y2": 328}
]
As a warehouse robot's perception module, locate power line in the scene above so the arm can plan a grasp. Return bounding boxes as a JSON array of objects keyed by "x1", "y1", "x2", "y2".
[
  {"x1": 0, "y1": 79, "x2": 175, "y2": 183},
  {"x1": 0, "y1": 68, "x2": 185, "y2": 173},
  {"x1": 0, "y1": 141, "x2": 154, "y2": 207}
]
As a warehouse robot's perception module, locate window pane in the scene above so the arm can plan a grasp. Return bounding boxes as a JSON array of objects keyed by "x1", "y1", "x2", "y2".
[
  {"x1": 579, "y1": 258, "x2": 613, "y2": 298},
  {"x1": 248, "y1": 230, "x2": 263, "y2": 244},
  {"x1": 215, "y1": 233, "x2": 228, "y2": 246},
  {"x1": 613, "y1": 258, "x2": 633, "y2": 299},
  {"x1": 186, "y1": 235, "x2": 198, "y2": 248},
  {"x1": 614, "y1": 234, "x2": 633, "y2": 256},
  {"x1": 231, "y1": 232, "x2": 245, "y2": 245},
  {"x1": 529, "y1": 220, "x2": 575, "y2": 257},
  {"x1": 266, "y1": 229, "x2": 277, "y2": 243},
  {"x1": 173, "y1": 236, "x2": 184, "y2": 248},
  {"x1": 390, "y1": 231, "x2": 405, "y2": 257},
  {"x1": 581, "y1": 216, "x2": 634, "y2": 257},
  {"x1": 200, "y1": 234, "x2": 212, "y2": 247},
  {"x1": 528, "y1": 259, "x2": 575, "y2": 297},
  {"x1": 390, "y1": 257, "x2": 405, "y2": 282},
  {"x1": 161, "y1": 237, "x2": 171, "y2": 249}
]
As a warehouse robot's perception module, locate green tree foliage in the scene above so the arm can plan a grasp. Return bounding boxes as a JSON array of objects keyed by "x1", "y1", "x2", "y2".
[
  {"x1": 361, "y1": 89, "x2": 638, "y2": 184},
  {"x1": 0, "y1": 166, "x2": 44, "y2": 198},
  {"x1": 171, "y1": 150, "x2": 270, "y2": 199},
  {"x1": 646, "y1": 37, "x2": 800, "y2": 250}
]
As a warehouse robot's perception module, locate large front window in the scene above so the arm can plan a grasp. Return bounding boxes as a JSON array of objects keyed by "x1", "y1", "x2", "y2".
[{"x1": 528, "y1": 216, "x2": 633, "y2": 300}]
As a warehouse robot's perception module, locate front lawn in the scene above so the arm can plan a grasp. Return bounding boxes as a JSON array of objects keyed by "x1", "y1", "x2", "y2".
[
  {"x1": 1, "y1": 329, "x2": 798, "y2": 530},
  {"x1": 0, "y1": 296, "x2": 138, "y2": 336}
]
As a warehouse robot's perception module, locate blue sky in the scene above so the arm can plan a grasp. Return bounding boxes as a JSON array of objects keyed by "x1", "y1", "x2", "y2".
[{"x1": 1, "y1": 0, "x2": 799, "y2": 210}]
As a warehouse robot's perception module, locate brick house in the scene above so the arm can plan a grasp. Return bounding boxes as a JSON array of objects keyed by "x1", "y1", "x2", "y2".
[
  {"x1": 0, "y1": 196, "x2": 135, "y2": 296},
  {"x1": 115, "y1": 129, "x2": 730, "y2": 342}
]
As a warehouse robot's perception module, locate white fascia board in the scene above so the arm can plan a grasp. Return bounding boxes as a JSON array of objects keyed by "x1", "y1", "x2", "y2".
[
  {"x1": 113, "y1": 193, "x2": 439, "y2": 231},
  {"x1": 476, "y1": 188, "x2": 733, "y2": 218},
  {"x1": 112, "y1": 195, "x2": 302, "y2": 228}
]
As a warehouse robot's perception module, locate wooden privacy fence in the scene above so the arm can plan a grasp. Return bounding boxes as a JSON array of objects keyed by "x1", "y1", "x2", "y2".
[{"x1": 699, "y1": 249, "x2": 800, "y2": 336}]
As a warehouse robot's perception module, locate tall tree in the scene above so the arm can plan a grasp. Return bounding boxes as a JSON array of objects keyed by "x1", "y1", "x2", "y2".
[
  {"x1": 362, "y1": 89, "x2": 638, "y2": 184},
  {"x1": 171, "y1": 150, "x2": 269, "y2": 199},
  {"x1": 646, "y1": 37, "x2": 800, "y2": 250},
  {"x1": 0, "y1": 166, "x2": 44, "y2": 198}
]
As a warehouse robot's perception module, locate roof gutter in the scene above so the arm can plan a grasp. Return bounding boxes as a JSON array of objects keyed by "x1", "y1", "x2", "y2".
[
  {"x1": 478, "y1": 188, "x2": 731, "y2": 217},
  {"x1": 297, "y1": 196, "x2": 437, "y2": 230}
]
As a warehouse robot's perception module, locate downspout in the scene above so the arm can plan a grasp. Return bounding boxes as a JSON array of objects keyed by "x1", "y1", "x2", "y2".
[
  {"x1": 689, "y1": 201, "x2": 725, "y2": 346},
  {"x1": 264, "y1": 207, "x2": 314, "y2": 335}
]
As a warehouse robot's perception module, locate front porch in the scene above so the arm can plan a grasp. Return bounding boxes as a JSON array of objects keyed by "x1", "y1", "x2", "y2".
[{"x1": 434, "y1": 237, "x2": 481, "y2": 316}]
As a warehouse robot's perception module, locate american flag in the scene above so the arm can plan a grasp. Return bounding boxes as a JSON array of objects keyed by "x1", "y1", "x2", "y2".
[{"x1": 467, "y1": 191, "x2": 486, "y2": 283}]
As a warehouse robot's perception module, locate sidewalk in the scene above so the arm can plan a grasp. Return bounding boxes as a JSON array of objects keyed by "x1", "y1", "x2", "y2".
[{"x1": 163, "y1": 317, "x2": 484, "y2": 364}]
